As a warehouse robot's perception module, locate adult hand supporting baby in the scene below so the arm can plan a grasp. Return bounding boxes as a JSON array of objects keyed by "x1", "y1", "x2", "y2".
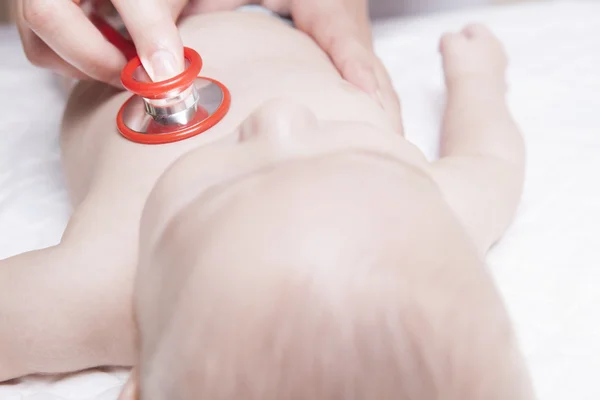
[
  {"x1": 184, "y1": 0, "x2": 402, "y2": 130},
  {"x1": 291, "y1": 0, "x2": 391, "y2": 104},
  {"x1": 16, "y1": 0, "x2": 188, "y2": 86},
  {"x1": 186, "y1": 0, "x2": 403, "y2": 130},
  {"x1": 289, "y1": 0, "x2": 403, "y2": 130}
]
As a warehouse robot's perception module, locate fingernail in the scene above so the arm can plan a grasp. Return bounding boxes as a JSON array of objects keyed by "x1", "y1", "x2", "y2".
[
  {"x1": 370, "y1": 89, "x2": 384, "y2": 108},
  {"x1": 356, "y1": 63, "x2": 378, "y2": 94},
  {"x1": 352, "y1": 63, "x2": 383, "y2": 107},
  {"x1": 148, "y1": 50, "x2": 180, "y2": 82}
]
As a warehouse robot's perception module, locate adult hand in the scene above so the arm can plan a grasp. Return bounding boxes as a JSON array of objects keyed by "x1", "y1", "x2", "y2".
[
  {"x1": 290, "y1": 0, "x2": 402, "y2": 131},
  {"x1": 185, "y1": 0, "x2": 403, "y2": 131},
  {"x1": 16, "y1": 0, "x2": 189, "y2": 86},
  {"x1": 17, "y1": 0, "x2": 401, "y2": 129}
]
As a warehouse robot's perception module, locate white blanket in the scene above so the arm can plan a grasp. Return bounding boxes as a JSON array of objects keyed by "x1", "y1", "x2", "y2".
[{"x1": 1, "y1": 1, "x2": 599, "y2": 398}]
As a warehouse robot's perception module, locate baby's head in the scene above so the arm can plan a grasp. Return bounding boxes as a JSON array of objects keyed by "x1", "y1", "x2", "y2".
[{"x1": 120, "y1": 100, "x2": 534, "y2": 400}]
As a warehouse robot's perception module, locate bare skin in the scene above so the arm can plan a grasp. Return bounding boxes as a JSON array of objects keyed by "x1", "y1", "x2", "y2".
[{"x1": 0, "y1": 12, "x2": 532, "y2": 399}]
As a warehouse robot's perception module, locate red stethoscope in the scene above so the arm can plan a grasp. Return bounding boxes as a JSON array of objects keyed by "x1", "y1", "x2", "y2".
[{"x1": 89, "y1": 0, "x2": 231, "y2": 144}]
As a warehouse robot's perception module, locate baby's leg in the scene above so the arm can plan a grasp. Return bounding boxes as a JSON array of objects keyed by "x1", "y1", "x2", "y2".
[
  {"x1": 430, "y1": 25, "x2": 525, "y2": 254},
  {"x1": 0, "y1": 202, "x2": 137, "y2": 381}
]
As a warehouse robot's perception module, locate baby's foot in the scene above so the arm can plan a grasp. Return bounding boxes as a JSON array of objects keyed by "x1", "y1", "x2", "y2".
[{"x1": 439, "y1": 24, "x2": 508, "y2": 90}]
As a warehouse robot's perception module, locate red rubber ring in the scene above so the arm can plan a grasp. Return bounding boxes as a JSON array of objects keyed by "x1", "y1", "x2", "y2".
[
  {"x1": 116, "y1": 77, "x2": 231, "y2": 145},
  {"x1": 120, "y1": 47, "x2": 203, "y2": 100}
]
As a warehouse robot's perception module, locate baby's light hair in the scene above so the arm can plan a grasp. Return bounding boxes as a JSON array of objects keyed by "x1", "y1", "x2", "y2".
[{"x1": 139, "y1": 248, "x2": 533, "y2": 400}]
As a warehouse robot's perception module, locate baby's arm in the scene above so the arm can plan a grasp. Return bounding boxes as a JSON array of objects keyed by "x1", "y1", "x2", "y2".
[
  {"x1": 430, "y1": 25, "x2": 525, "y2": 255},
  {"x1": 0, "y1": 222, "x2": 137, "y2": 382}
]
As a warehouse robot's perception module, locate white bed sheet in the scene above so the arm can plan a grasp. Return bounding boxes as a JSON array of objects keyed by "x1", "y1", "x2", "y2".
[{"x1": 1, "y1": 1, "x2": 599, "y2": 398}]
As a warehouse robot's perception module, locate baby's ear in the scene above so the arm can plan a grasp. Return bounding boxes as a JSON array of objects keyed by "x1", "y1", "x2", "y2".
[{"x1": 118, "y1": 367, "x2": 139, "y2": 400}]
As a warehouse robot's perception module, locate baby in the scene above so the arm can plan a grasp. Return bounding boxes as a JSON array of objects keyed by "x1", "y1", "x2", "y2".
[{"x1": 0, "y1": 10, "x2": 534, "y2": 400}]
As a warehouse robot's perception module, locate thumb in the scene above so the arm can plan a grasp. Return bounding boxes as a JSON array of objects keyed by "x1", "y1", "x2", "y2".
[{"x1": 111, "y1": 0, "x2": 188, "y2": 81}]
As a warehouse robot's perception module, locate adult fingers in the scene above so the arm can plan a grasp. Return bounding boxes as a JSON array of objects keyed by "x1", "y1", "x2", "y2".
[
  {"x1": 111, "y1": 0, "x2": 188, "y2": 82},
  {"x1": 16, "y1": 3, "x2": 89, "y2": 80},
  {"x1": 292, "y1": 0, "x2": 403, "y2": 133},
  {"x1": 373, "y1": 58, "x2": 404, "y2": 134},
  {"x1": 19, "y1": 28, "x2": 90, "y2": 80},
  {"x1": 292, "y1": 0, "x2": 377, "y2": 93},
  {"x1": 21, "y1": 0, "x2": 126, "y2": 86},
  {"x1": 180, "y1": 0, "x2": 248, "y2": 15},
  {"x1": 328, "y1": 34, "x2": 403, "y2": 133}
]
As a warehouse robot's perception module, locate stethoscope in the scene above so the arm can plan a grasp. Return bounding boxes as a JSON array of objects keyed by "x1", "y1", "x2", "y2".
[{"x1": 90, "y1": 0, "x2": 231, "y2": 145}]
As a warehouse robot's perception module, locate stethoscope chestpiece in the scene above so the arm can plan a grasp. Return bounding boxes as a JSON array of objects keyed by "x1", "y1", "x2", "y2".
[{"x1": 116, "y1": 47, "x2": 231, "y2": 145}]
